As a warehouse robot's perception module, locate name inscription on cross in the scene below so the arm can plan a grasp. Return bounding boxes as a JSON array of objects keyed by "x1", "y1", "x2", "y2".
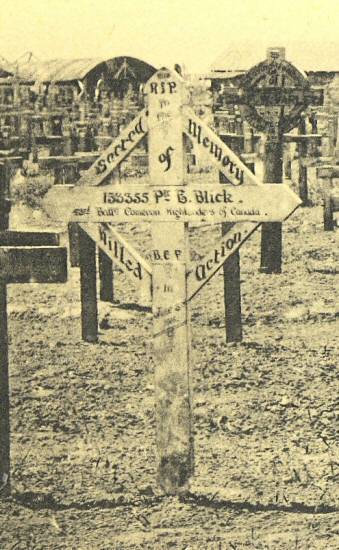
[{"x1": 43, "y1": 68, "x2": 301, "y2": 493}]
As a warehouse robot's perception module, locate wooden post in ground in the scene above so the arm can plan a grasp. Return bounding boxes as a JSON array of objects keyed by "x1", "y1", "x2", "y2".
[
  {"x1": 0, "y1": 162, "x2": 10, "y2": 495},
  {"x1": 222, "y1": 240, "x2": 242, "y2": 342},
  {"x1": 317, "y1": 165, "x2": 339, "y2": 231},
  {"x1": 0, "y1": 280, "x2": 10, "y2": 497},
  {"x1": 68, "y1": 222, "x2": 80, "y2": 267},
  {"x1": 260, "y1": 132, "x2": 283, "y2": 274},
  {"x1": 219, "y1": 135, "x2": 242, "y2": 343},
  {"x1": 297, "y1": 116, "x2": 309, "y2": 205},
  {"x1": 0, "y1": 163, "x2": 11, "y2": 232},
  {"x1": 79, "y1": 226, "x2": 98, "y2": 342},
  {"x1": 324, "y1": 194, "x2": 335, "y2": 231},
  {"x1": 98, "y1": 249, "x2": 114, "y2": 302},
  {"x1": 0, "y1": 176, "x2": 20, "y2": 498},
  {"x1": 217, "y1": 120, "x2": 258, "y2": 342},
  {"x1": 283, "y1": 141, "x2": 293, "y2": 180},
  {"x1": 147, "y1": 69, "x2": 193, "y2": 493}
]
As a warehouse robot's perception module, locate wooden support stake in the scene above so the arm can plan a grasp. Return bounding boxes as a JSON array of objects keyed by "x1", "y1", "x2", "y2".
[
  {"x1": 98, "y1": 249, "x2": 114, "y2": 302},
  {"x1": 283, "y1": 142, "x2": 292, "y2": 180},
  {"x1": 79, "y1": 226, "x2": 98, "y2": 342},
  {"x1": 219, "y1": 135, "x2": 242, "y2": 343},
  {"x1": 324, "y1": 194, "x2": 334, "y2": 231},
  {"x1": 0, "y1": 164, "x2": 10, "y2": 231},
  {"x1": 222, "y1": 241, "x2": 242, "y2": 342},
  {"x1": 68, "y1": 222, "x2": 80, "y2": 267},
  {"x1": 317, "y1": 167, "x2": 338, "y2": 231},
  {"x1": 260, "y1": 134, "x2": 283, "y2": 274},
  {"x1": 0, "y1": 282, "x2": 10, "y2": 498},
  {"x1": 0, "y1": 162, "x2": 10, "y2": 497}
]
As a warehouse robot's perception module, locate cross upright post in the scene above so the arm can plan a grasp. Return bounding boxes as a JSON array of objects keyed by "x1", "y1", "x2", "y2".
[
  {"x1": 297, "y1": 115, "x2": 309, "y2": 205},
  {"x1": 98, "y1": 249, "x2": 114, "y2": 302},
  {"x1": 79, "y1": 225, "x2": 98, "y2": 343},
  {"x1": 260, "y1": 128, "x2": 284, "y2": 274},
  {"x1": 218, "y1": 134, "x2": 243, "y2": 342},
  {"x1": 283, "y1": 116, "x2": 322, "y2": 206},
  {"x1": 0, "y1": 270, "x2": 9, "y2": 496},
  {"x1": 0, "y1": 163, "x2": 9, "y2": 495},
  {"x1": 146, "y1": 69, "x2": 194, "y2": 493}
]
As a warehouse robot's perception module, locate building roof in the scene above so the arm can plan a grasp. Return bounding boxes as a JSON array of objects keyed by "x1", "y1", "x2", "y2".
[
  {"x1": 17, "y1": 57, "x2": 108, "y2": 82},
  {"x1": 15, "y1": 55, "x2": 156, "y2": 83}
]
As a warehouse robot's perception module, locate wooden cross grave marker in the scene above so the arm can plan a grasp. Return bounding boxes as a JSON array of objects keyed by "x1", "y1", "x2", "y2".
[
  {"x1": 218, "y1": 47, "x2": 323, "y2": 273},
  {"x1": 43, "y1": 68, "x2": 301, "y2": 493},
  {"x1": 0, "y1": 231, "x2": 67, "y2": 498},
  {"x1": 283, "y1": 115, "x2": 322, "y2": 205}
]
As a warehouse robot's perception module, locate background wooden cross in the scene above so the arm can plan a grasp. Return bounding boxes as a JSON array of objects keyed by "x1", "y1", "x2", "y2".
[
  {"x1": 214, "y1": 47, "x2": 323, "y2": 273},
  {"x1": 216, "y1": 118, "x2": 260, "y2": 342},
  {"x1": 0, "y1": 231, "x2": 67, "y2": 497},
  {"x1": 283, "y1": 115, "x2": 322, "y2": 205}
]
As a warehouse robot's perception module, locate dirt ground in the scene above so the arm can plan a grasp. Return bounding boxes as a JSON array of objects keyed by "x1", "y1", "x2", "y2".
[{"x1": 0, "y1": 167, "x2": 338, "y2": 548}]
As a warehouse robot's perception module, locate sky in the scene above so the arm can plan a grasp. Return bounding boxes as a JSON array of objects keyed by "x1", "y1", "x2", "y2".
[{"x1": 0, "y1": 0, "x2": 338, "y2": 73}]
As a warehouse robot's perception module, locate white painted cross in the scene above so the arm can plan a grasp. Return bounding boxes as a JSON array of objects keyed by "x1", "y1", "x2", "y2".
[
  {"x1": 43, "y1": 68, "x2": 301, "y2": 493},
  {"x1": 146, "y1": 68, "x2": 194, "y2": 493}
]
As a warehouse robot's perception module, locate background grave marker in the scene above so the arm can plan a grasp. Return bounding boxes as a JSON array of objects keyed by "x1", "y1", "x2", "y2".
[
  {"x1": 239, "y1": 47, "x2": 323, "y2": 273},
  {"x1": 0, "y1": 232, "x2": 67, "y2": 497}
]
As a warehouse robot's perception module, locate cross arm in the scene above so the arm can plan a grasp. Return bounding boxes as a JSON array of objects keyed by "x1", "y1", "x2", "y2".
[
  {"x1": 317, "y1": 165, "x2": 339, "y2": 179},
  {"x1": 307, "y1": 87, "x2": 324, "y2": 106},
  {"x1": 0, "y1": 231, "x2": 60, "y2": 247},
  {"x1": 218, "y1": 85, "x2": 324, "y2": 108},
  {"x1": 283, "y1": 134, "x2": 322, "y2": 144},
  {"x1": 38, "y1": 153, "x2": 101, "y2": 171},
  {"x1": 0, "y1": 157, "x2": 23, "y2": 169},
  {"x1": 0, "y1": 246, "x2": 67, "y2": 283}
]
